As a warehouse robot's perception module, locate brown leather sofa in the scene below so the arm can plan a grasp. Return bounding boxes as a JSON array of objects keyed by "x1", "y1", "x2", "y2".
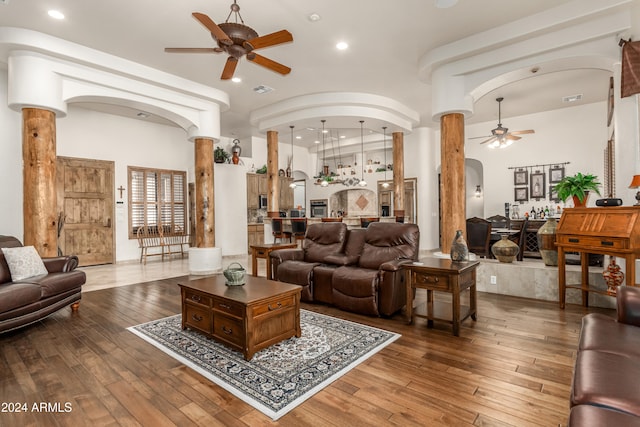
[
  {"x1": 568, "y1": 285, "x2": 640, "y2": 426},
  {"x1": 0, "y1": 235, "x2": 86, "y2": 333},
  {"x1": 270, "y1": 222, "x2": 420, "y2": 316}
]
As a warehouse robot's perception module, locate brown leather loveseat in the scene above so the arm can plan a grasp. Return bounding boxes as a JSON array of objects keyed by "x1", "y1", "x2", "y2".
[
  {"x1": 0, "y1": 235, "x2": 86, "y2": 333},
  {"x1": 270, "y1": 222, "x2": 419, "y2": 316},
  {"x1": 568, "y1": 285, "x2": 640, "y2": 426}
]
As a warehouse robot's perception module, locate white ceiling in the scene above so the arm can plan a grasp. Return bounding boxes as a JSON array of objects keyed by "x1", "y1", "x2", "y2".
[{"x1": 0, "y1": 0, "x2": 621, "y2": 143}]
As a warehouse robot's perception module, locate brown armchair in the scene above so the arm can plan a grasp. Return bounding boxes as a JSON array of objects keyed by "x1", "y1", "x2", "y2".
[{"x1": 466, "y1": 217, "x2": 492, "y2": 258}]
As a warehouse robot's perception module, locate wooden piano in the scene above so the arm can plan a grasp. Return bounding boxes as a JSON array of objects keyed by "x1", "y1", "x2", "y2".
[{"x1": 556, "y1": 206, "x2": 640, "y2": 308}]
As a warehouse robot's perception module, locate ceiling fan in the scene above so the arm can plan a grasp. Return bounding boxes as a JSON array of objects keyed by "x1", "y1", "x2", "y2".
[
  {"x1": 165, "y1": 1, "x2": 293, "y2": 80},
  {"x1": 471, "y1": 97, "x2": 535, "y2": 148}
]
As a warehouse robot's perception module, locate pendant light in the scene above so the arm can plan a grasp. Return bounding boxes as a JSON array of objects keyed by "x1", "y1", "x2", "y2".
[
  {"x1": 289, "y1": 125, "x2": 296, "y2": 188},
  {"x1": 358, "y1": 120, "x2": 367, "y2": 187},
  {"x1": 321, "y1": 119, "x2": 329, "y2": 187},
  {"x1": 381, "y1": 126, "x2": 390, "y2": 189}
]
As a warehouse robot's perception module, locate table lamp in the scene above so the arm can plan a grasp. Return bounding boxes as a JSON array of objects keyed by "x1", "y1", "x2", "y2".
[{"x1": 629, "y1": 175, "x2": 640, "y2": 205}]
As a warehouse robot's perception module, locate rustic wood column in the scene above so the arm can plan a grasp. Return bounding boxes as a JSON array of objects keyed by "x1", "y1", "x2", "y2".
[
  {"x1": 440, "y1": 113, "x2": 466, "y2": 254},
  {"x1": 194, "y1": 138, "x2": 215, "y2": 247},
  {"x1": 22, "y1": 108, "x2": 57, "y2": 256},
  {"x1": 392, "y1": 132, "x2": 405, "y2": 219},
  {"x1": 266, "y1": 130, "x2": 280, "y2": 218}
]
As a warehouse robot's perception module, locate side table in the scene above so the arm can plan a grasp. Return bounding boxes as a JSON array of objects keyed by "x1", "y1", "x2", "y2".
[
  {"x1": 250, "y1": 243, "x2": 298, "y2": 280},
  {"x1": 405, "y1": 258, "x2": 479, "y2": 336}
]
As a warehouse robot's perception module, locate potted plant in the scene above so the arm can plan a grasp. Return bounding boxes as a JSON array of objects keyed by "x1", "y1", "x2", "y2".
[
  {"x1": 553, "y1": 172, "x2": 601, "y2": 207},
  {"x1": 214, "y1": 147, "x2": 230, "y2": 163}
]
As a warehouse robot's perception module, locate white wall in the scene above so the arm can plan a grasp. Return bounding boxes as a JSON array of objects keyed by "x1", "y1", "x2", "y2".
[
  {"x1": 464, "y1": 102, "x2": 609, "y2": 217},
  {"x1": 0, "y1": 70, "x2": 24, "y2": 237},
  {"x1": 56, "y1": 106, "x2": 194, "y2": 262}
]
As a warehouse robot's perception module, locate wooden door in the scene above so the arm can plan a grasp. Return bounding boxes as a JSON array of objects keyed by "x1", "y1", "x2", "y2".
[{"x1": 57, "y1": 157, "x2": 114, "y2": 266}]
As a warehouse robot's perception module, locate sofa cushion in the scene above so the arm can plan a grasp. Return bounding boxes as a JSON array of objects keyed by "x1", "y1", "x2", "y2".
[
  {"x1": 1, "y1": 246, "x2": 49, "y2": 281},
  {"x1": 0, "y1": 282, "x2": 42, "y2": 313},
  {"x1": 303, "y1": 223, "x2": 348, "y2": 263},
  {"x1": 571, "y1": 350, "x2": 640, "y2": 417},
  {"x1": 17, "y1": 270, "x2": 87, "y2": 298},
  {"x1": 579, "y1": 313, "x2": 640, "y2": 357},
  {"x1": 358, "y1": 223, "x2": 419, "y2": 270},
  {"x1": 332, "y1": 266, "x2": 379, "y2": 316},
  {"x1": 568, "y1": 405, "x2": 640, "y2": 427}
]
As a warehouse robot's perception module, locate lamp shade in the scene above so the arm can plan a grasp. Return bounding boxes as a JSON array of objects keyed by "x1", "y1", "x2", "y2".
[{"x1": 630, "y1": 175, "x2": 640, "y2": 188}]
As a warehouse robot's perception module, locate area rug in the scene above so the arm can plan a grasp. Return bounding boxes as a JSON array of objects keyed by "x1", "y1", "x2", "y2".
[{"x1": 127, "y1": 309, "x2": 400, "y2": 420}]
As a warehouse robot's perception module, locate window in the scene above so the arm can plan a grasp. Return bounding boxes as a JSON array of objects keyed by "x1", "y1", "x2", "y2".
[{"x1": 128, "y1": 166, "x2": 186, "y2": 238}]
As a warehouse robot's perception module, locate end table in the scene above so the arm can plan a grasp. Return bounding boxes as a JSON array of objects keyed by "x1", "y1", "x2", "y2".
[{"x1": 405, "y1": 258, "x2": 479, "y2": 336}]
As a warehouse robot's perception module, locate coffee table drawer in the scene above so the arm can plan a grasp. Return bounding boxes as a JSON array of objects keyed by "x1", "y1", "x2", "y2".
[
  {"x1": 213, "y1": 313, "x2": 245, "y2": 347},
  {"x1": 213, "y1": 297, "x2": 244, "y2": 317},
  {"x1": 184, "y1": 289, "x2": 212, "y2": 307},
  {"x1": 412, "y1": 271, "x2": 450, "y2": 291},
  {"x1": 252, "y1": 294, "x2": 296, "y2": 316},
  {"x1": 184, "y1": 304, "x2": 212, "y2": 334}
]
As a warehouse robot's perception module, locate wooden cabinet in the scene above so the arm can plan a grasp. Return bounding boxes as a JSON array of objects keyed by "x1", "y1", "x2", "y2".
[
  {"x1": 557, "y1": 206, "x2": 640, "y2": 308},
  {"x1": 510, "y1": 219, "x2": 546, "y2": 258},
  {"x1": 247, "y1": 224, "x2": 265, "y2": 253},
  {"x1": 247, "y1": 174, "x2": 293, "y2": 210}
]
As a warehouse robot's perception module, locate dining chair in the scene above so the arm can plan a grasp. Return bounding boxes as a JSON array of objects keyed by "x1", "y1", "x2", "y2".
[
  {"x1": 290, "y1": 218, "x2": 308, "y2": 244},
  {"x1": 487, "y1": 214, "x2": 509, "y2": 229},
  {"x1": 271, "y1": 218, "x2": 292, "y2": 244},
  {"x1": 360, "y1": 217, "x2": 380, "y2": 228},
  {"x1": 465, "y1": 217, "x2": 492, "y2": 258},
  {"x1": 507, "y1": 217, "x2": 528, "y2": 261}
]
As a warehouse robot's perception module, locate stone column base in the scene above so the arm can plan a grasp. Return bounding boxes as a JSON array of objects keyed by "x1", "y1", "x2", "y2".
[{"x1": 188, "y1": 247, "x2": 222, "y2": 275}]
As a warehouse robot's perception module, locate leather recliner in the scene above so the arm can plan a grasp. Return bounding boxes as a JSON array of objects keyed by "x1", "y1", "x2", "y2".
[
  {"x1": 0, "y1": 235, "x2": 86, "y2": 333},
  {"x1": 271, "y1": 222, "x2": 419, "y2": 316}
]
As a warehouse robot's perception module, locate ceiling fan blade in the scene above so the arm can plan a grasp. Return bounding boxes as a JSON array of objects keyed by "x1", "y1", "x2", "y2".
[
  {"x1": 192, "y1": 12, "x2": 232, "y2": 45},
  {"x1": 247, "y1": 53, "x2": 291, "y2": 75},
  {"x1": 164, "y1": 48, "x2": 220, "y2": 53},
  {"x1": 243, "y1": 30, "x2": 293, "y2": 51},
  {"x1": 505, "y1": 134, "x2": 522, "y2": 141},
  {"x1": 221, "y1": 57, "x2": 238, "y2": 80},
  {"x1": 479, "y1": 136, "x2": 498, "y2": 145},
  {"x1": 509, "y1": 129, "x2": 535, "y2": 136},
  {"x1": 468, "y1": 135, "x2": 492, "y2": 140}
]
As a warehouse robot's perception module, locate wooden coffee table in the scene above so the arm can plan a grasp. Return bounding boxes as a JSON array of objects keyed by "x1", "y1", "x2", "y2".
[{"x1": 179, "y1": 275, "x2": 301, "y2": 360}]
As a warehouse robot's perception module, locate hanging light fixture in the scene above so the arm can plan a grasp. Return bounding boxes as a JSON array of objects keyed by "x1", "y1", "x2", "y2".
[
  {"x1": 289, "y1": 125, "x2": 296, "y2": 188},
  {"x1": 321, "y1": 119, "x2": 329, "y2": 187},
  {"x1": 359, "y1": 120, "x2": 367, "y2": 187},
  {"x1": 382, "y1": 126, "x2": 390, "y2": 189}
]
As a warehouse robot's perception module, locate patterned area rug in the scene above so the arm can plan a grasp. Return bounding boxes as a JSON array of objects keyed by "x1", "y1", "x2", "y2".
[{"x1": 128, "y1": 309, "x2": 400, "y2": 420}]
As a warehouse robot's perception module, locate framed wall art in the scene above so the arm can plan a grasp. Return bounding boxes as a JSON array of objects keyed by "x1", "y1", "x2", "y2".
[
  {"x1": 514, "y1": 187, "x2": 528, "y2": 203},
  {"x1": 530, "y1": 172, "x2": 546, "y2": 199},
  {"x1": 549, "y1": 185, "x2": 560, "y2": 203},
  {"x1": 549, "y1": 166, "x2": 565, "y2": 184},
  {"x1": 514, "y1": 169, "x2": 528, "y2": 186}
]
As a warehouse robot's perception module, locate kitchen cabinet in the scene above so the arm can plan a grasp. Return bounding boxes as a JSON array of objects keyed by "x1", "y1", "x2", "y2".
[
  {"x1": 247, "y1": 174, "x2": 293, "y2": 211},
  {"x1": 247, "y1": 224, "x2": 265, "y2": 253}
]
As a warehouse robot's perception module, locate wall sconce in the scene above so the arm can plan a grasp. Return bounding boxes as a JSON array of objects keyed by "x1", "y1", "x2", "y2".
[
  {"x1": 475, "y1": 185, "x2": 482, "y2": 198},
  {"x1": 629, "y1": 175, "x2": 640, "y2": 205}
]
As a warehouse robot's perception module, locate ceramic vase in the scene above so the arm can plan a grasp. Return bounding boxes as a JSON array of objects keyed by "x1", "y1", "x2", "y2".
[
  {"x1": 491, "y1": 235, "x2": 519, "y2": 263},
  {"x1": 603, "y1": 256, "x2": 624, "y2": 295},
  {"x1": 450, "y1": 230, "x2": 468, "y2": 262},
  {"x1": 537, "y1": 217, "x2": 558, "y2": 266}
]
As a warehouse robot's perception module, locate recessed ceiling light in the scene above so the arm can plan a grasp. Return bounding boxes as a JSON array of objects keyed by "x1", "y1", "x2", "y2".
[
  {"x1": 562, "y1": 94, "x2": 583, "y2": 103},
  {"x1": 231, "y1": 77, "x2": 242, "y2": 83},
  {"x1": 308, "y1": 13, "x2": 321, "y2": 22},
  {"x1": 340, "y1": 135, "x2": 346, "y2": 139},
  {"x1": 47, "y1": 10, "x2": 65, "y2": 20},
  {"x1": 136, "y1": 112, "x2": 150, "y2": 118},
  {"x1": 295, "y1": 135, "x2": 302, "y2": 139},
  {"x1": 336, "y1": 41, "x2": 349, "y2": 50},
  {"x1": 253, "y1": 85, "x2": 274, "y2": 94},
  {"x1": 314, "y1": 140, "x2": 320, "y2": 144}
]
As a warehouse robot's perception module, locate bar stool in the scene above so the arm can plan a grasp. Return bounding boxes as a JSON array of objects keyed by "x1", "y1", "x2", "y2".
[
  {"x1": 290, "y1": 218, "x2": 307, "y2": 245},
  {"x1": 271, "y1": 218, "x2": 292, "y2": 243}
]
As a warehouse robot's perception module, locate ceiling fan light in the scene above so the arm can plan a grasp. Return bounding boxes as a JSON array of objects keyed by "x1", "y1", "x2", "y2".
[{"x1": 488, "y1": 141, "x2": 499, "y2": 149}]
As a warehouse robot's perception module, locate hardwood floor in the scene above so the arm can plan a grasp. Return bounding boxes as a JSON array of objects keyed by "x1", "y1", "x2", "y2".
[{"x1": 0, "y1": 274, "x2": 613, "y2": 426}]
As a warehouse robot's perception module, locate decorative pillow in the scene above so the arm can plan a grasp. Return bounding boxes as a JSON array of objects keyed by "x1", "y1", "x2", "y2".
[{"x1": 1, "y1": 246, "x2": 48, "y2": 281}]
